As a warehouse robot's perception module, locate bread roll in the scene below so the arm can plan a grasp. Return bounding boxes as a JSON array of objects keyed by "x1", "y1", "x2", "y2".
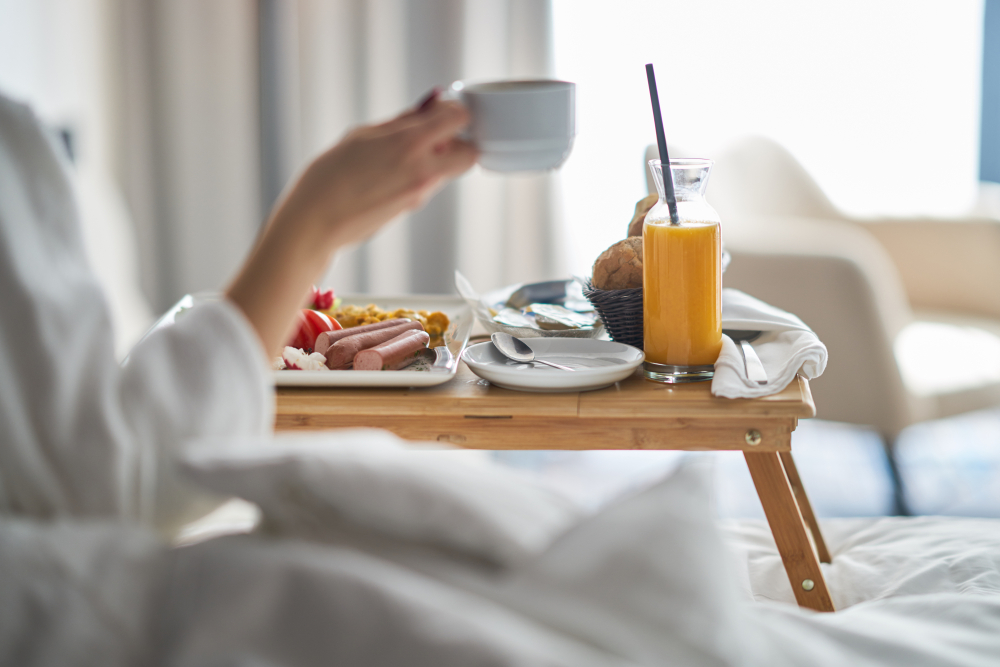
[
  {"x1": 592, "y1": 237, "x2": 643, "y2": 290},
  {"x1": 627, "y1": 193, "x2": 659, "y2": 237}
]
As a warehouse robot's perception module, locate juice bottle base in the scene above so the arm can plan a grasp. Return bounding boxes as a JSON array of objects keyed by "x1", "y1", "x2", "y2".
[{"x1": 642, "y1": 361, "x2": 715, "y2": 384}]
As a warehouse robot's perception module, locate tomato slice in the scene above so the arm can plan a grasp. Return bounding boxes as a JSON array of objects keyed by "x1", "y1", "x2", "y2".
[{"x1": 287, "y1": 309, "x2": 342, "y2": 352}]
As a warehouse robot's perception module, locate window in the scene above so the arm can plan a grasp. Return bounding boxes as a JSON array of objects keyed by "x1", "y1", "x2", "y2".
[{"x1": 553, "y1": 0, "x2": 983, "y2": 276}]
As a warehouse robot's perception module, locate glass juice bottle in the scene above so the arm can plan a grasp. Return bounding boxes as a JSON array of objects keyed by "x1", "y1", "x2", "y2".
[{"x1": 643, "y1": 158, "x2": 722, "y2": 383}]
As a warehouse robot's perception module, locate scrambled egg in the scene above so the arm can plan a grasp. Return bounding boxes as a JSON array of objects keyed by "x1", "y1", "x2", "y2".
[{"x1": 331, "y1": 304, "x2": 450, "y2": 347}]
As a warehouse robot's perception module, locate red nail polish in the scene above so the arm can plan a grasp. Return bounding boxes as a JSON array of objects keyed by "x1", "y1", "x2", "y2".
[{"x1": 417, "y1": 87, "x2": 442, "y2": 113}]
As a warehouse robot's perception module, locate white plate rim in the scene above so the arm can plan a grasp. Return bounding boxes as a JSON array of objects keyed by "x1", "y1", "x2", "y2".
[{"x1": 462, "y1": 338, "x2": 644, "y2": 392}]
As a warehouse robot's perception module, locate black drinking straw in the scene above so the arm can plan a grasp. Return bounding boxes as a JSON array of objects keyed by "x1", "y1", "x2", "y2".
[{"x1": 645, "y1": 64, "x2": 679, "y2": 224}]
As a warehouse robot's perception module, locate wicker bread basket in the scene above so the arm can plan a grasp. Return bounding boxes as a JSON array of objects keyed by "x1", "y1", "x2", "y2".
[{"x1": 582, "y1": 281, "x2": 643, "y2": 348}]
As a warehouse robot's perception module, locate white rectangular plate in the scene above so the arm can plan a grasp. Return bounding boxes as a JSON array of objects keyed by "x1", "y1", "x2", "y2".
[{"x1": 274, "y1": 294, "x2": 473, "y2": 387}]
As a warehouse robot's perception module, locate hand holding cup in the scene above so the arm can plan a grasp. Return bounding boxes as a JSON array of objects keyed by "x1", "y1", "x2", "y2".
[{"x1": 446, "y1": 79, "x2": 576, "y2": 172}]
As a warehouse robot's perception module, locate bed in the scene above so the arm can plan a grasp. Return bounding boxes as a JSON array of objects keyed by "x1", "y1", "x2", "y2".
[{"x1": 2, "y1": 430, "x2": 998, "y2": 666}]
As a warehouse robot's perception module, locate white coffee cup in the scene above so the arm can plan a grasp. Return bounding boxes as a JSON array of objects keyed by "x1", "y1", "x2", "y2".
[{"x1": 448, "y1": 79, "x2": 576, "y2": 172}]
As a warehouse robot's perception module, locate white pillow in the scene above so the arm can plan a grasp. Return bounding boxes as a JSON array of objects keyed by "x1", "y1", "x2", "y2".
[
  {"x1": 179, "y1": 429, "x2": 582, "y2": 567},
  {"x1": 409, "y1": 458, "x2": 751, "y2": 666}
]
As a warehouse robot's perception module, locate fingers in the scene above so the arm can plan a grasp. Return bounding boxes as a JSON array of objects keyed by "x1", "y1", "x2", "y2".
[
  {"x1": 396, "y1": 137, "x2": 477, "y2": 202},
  {"x1": 431, "y1": 137, "x2": 478, "y2": 177},
  {"x1": 392, "y1": 87, "x2": 442, "y2": 125},
  {"x1": 391, "y1": 97, "x2": 477, "y2": 185},
  {"x1": 416, "y1": 87, "x2": 442, "y2": 113},
  {"x1": 319, "y1": 97, "x2": 476, "y2": 218},
  {"x1": 411, "y1": 99, "x2": 471, "y2": 148},
  {"x1": 375, "y1": 87, "x2": 471, "y2": 155}
]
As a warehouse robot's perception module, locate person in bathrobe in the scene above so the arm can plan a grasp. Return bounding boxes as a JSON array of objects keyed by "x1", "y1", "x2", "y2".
[
  {"x1": 2, "y1": 84, "x2": 649, "y2": 667},
  {"x1": 0, "y1": 89, "x2": 475, "y2": 532},
  {"x1": 1, "y1": 89, "x2": 552, "y2": 666}
]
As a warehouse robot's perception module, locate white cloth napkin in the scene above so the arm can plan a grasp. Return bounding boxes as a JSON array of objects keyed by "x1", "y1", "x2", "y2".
[{"x1": 712, "y1": 289, "x2": 827, "y2": 398}]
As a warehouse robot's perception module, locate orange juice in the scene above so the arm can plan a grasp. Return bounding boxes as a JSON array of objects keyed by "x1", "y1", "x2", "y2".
[{"x1": 642, "y1": 219, "x2": 722, "y2": 366}]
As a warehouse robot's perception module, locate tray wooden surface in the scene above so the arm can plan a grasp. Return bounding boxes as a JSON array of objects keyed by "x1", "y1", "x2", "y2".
[{"x1": 275, "y1": 363, "x2": 814, "y2": 452}]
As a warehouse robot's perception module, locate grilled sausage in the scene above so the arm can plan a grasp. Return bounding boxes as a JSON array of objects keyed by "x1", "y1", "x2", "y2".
[
  {"x1": 314, "y1": 318, "x2": 412, "y2": 356},
  {"x1": 354, "y1": 330, "x2": 430, "y2": 371},
  {"x1": 324, "y1": 320, "x2": 425, "y2": 369}
]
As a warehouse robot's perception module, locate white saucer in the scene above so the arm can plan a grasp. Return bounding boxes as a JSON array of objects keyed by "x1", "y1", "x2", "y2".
[{"x1": 463, "y1": 338, "x2": 644, "y2": 392}]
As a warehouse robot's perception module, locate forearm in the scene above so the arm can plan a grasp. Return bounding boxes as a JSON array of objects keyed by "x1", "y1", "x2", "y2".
[
  {"x1": 224, "y1": 95, "x2": 474, "y2": 355},
  {"x1": 225, "y1": 205, "x2": 334, "y2": 356}
]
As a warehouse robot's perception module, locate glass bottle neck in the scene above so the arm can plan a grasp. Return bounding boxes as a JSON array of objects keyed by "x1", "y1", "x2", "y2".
[
  {"x1": 650, "y1": 159, "x2": 713, "y2": 204},
  {"x1": 647, "y1": 158, "x2": 719, "y2": 224}
]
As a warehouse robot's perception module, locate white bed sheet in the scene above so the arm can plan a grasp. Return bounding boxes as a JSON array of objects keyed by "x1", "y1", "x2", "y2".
[
  {"x1": 723, "y1": 516, "x2": 1000, "y2": 608},
  {"x1": 724, "y1": 516, "x2": 1000, "y2": 667}
]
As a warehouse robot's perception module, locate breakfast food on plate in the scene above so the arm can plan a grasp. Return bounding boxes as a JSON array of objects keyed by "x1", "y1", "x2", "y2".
[
  {"x1": 324, "y1": 321, "x2": 426, "y2": 369},
  {"x1": 281, "y1": 346, "x2": 329, "y2": 371},
  {"x1": 310, "y1": 285, "x2": 337, "y2": 311},
  {"x1": 591, "y1": 236, "x2": 643, "y2": 290},
  {"x1": 354, "y1": 330, "x2": 431, "y2": 371},
  {"x1": 484, "y1": 279, "x2": 599, "y2": 333},
  {"x1": 313, "y1": 318, "x2": 412, "y2": 356},
  {"x1": 287, "y1": 308, "x2": 341, "y2": 352},
  {"x1": 527, "y1": 303, "x2": 599, "y2": 330},
  {"x1": 332, "y1": 303, "x2": 449, "y2": 346},
  {"x1": 278, "y1": 287, "x2": 448, "y2": 372}
]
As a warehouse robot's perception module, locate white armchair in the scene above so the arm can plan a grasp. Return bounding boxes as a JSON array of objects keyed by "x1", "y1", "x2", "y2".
[{"x1": 645, "y1": 139, "x2": 1000, "y2": 512}]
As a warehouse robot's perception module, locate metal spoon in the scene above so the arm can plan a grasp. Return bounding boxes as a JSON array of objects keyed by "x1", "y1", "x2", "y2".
[
  {"x1": 723, "y1": 329, "x2": 768, "y2": 385},
  {"x1": 491, "y1": 332, "x2": 575, "y2": 371}
]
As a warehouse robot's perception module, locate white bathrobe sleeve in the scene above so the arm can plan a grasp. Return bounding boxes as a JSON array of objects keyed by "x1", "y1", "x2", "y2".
[{"x1": 0, "y1": 93, "x2": 273, "y2": 533}]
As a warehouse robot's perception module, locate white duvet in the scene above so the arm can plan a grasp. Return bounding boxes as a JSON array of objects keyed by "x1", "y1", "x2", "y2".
[
  {"x1": 2, "y1": 89, "x2": 1000, "y2": 666},
  {"x1": 3, "y1": 447, "x2": 1000, "y2": 667}
]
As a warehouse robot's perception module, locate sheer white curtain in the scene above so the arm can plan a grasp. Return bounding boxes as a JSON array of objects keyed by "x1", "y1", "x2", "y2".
[
  {"x1": 6, "y1": 0, "x2": 562, "y2": 328},
  {"x1": 115, "y1": 0, "x2": 263, "y2": 311},
  {"x1": 0, "y1": 0, "x2": 156, "y2": 355},
  {"x1": 285, "y1": 0, "x2": 566, "y2": 295}
]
